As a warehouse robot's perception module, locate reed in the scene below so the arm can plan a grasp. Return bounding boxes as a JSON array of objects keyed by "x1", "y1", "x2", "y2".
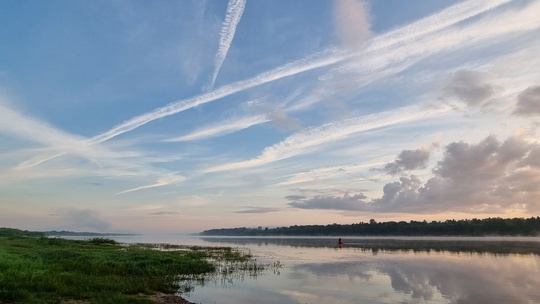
[{"x1": 0, "y1": 236, "x2": 253, "y2": 303}]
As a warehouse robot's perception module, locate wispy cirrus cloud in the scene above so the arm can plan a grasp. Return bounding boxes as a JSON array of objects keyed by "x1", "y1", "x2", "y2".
[
  {"x1": 12, "y1": 0, "x2": 530, "y2": 187},
  {"x1": 15, "y1": 0, "x2": 513, "y2": 175},
  {"x1": 205, "y1": 0, "x2": 246, "y2": 90},
  {"x1": 175, "y1": 0, "x2": 529, "y2": 146},
  {"x1": 235, "y1": 206, "x2": 280, "y2": 214},
  {"x1": 166, "y1": 114, "x2": 268, "y2": 142},
  {"x1": 0, "y1": 101, "x2": 87, "y2": 149},
  {"x1": 279, "y1": 162, "x2": 384, "y2": 186},
  {"x1": 205, "y1": 105, "x2": 451, "y2": 173},
  {"x1": 90, "y1": 0, "x2": 510, "y2": 146},
  {"x1": 0, "y1": 100, "x2": 141, "y2": 173},
  {"x1": 117, "y1": 173, "x2": 186, "y2": 194}
]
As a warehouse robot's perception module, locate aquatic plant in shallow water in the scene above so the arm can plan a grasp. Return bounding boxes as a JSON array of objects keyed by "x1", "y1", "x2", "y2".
[{"x1": 0, "y1": 236, "x2": 258, "y2": 303}]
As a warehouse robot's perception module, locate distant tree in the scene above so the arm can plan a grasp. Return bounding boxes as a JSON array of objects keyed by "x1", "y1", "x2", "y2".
[{"x1": 200, "y1": 217, "x2": 540, "y2": 237}]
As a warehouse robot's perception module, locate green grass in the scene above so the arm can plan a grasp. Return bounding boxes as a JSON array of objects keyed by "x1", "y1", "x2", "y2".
[{"x1": 0, "y1": 236, "x2": 253, "y2": 303}]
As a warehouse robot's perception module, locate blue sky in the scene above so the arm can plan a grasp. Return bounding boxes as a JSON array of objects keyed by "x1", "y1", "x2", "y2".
[{"x1": 1, "y1": 0, "x2": 539, "y2": 233}]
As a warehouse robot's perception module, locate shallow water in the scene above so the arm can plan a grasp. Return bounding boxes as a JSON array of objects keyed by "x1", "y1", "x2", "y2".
[{"x1": 92, "y1": 235, "x2": 540, "y2": 304}]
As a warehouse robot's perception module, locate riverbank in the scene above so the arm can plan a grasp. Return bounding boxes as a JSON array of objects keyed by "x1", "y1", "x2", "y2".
[
  {"x1": 0, "y1": 235, "x2": 253, "y2": 303},
  {"x1": 149, "y1": 292, "x2": 194, "y2": 303}
]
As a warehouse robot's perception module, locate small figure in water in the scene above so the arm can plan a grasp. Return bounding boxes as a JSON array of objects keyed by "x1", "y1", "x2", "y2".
[{"x1": 338, "y1": 238, "x2": 343, "y2": 248}]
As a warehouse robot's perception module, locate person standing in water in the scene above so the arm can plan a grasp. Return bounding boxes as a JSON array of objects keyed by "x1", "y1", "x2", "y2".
[{"x1": 338, "y1": 238, "x2": 343, "y2": 248}]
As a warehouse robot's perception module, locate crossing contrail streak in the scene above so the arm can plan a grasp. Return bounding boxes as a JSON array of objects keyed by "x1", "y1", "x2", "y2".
[
  {"x1": 204, "y1": 104, "x2": 452, "y2": 173},
  {"x1": 18, "y1": 0, "x2": 512, "y2": 169},
  {"x1": 89, "y1": 49, "x2": 346, "y2": 145},
  {"x1": 206, "y1": 0, "x2": 246, "y2": 91},
  {"x1": 89, "y1": 0, "x2": 510, "y2": 145}
]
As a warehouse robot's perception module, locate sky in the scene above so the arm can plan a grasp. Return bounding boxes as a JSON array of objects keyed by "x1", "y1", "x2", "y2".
[{"x1": 1, "y1": 0, "x2": 539, "y2": 233}]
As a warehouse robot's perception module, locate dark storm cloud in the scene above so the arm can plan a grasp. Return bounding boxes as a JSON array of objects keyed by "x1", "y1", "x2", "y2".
[
  {"x1": 444, "y1": 70, "x2": 495, "y2": 106},
  {"x1": 381, "y1": 147, "x2": 431, "y2": 175},
  {"x1": 288, "y1": 135, "x2": 540, "y2": 213},
  {"x1": 514, "y1": 85, "x2": 540, "y2": 116}
]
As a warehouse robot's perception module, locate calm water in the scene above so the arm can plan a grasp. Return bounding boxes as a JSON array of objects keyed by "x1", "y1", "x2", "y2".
[{"x1": 105, "y1": 235, "x2": 540, "y2": 304}]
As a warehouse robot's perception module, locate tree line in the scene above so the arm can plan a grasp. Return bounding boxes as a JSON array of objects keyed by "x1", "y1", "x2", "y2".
[
  {"x1": 200, "y1": 217, "x2": 540, "y2": 236},
  {"x1": 0, "y1": 227, "x2": 44, "y2": 238}
]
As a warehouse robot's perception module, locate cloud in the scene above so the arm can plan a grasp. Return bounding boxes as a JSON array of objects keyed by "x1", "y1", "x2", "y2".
[
  {"x1": 444, "y1": 70, "x2": 495, "y2": 106},
  {"x1": 266, "y1": 108, "x2": 301, "y2": 131},
  {"x1": 0, "y1": 100, "x2": 155, "y2": 179},
  {"x1": 235, "y1": 206, "x2": 281, "y2": 214},
  {"x1": 206, "y1": 0, "x2": 246, "y2": 90},
  {"x1": 333, "y1": 0, "x2": 371, "y2": 50},
  {"x1": 0, "y1": 101, "x2": 87, "y2": 149},
  {"x1": 90, "y1": 48, "x2": 347, "y2": 145},
  {"x1": 117, "y1": 173, "x2": 186, "y2": 194},
  {"x1": 381, "y1": 146, "x2": 431, "y2": 175},
  {"x1": 205, "y1": 105, "x2": 450, "y2": 172},
  {"x1": 15, "y1": 0, "x2": 516, "y2": 172},
  {"x1": 284, "y1": 195, "x2": 307, "y2": 201},
  {"x1": 373, "y1": 135, "x2": 540, "y2": 213},
  {"x1": 149, "y1": 211, "x2": 180, "y2": 215},
  {"x1": 289, "y1": 192, "x2": 368, "y2": 211},
  {"x1": 166, "y1": 114, "x2": 268, "y2": 142},
  {"x1": 520, "y1": 145, "x2": 540, "y2": 168},
  {"x1": 63, "y1": 209, "x2": 111, "y2": 232},
  {"x1": 90, "y1": 0, "x2": 512, "y2": 145},
  {"x1": 289, "y1": 135, "x2": 540, "y2": 213},
  {"x1": 514, "y1": 85, "x2": 540, "y2": 116}
]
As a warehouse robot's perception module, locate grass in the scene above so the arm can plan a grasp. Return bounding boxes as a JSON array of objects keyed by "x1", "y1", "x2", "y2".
[{"x1": 0, "y1": 236, "x2": 255, "y2": 303}]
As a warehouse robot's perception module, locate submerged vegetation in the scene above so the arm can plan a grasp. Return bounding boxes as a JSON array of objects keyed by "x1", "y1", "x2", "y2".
[
  {"x1": 201, "y1": 216, "x2": 540, "y2": 236},
  {"x1": 0, "y1": 228, "x2": 257, "y2": 303}
]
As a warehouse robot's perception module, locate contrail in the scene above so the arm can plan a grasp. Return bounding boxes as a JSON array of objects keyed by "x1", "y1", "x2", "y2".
[
  {"x1": 370, "y1": 0, "x2": 512, "y2": 51},
  {"x1": 89, "y1": 0, "x2": 509, "y2": 145},
  {"x1": 204, "y1": 104, "x2": 452, "y2": 173},
  {"x1": 20, "y1": 0, "x2": 512, "y2": 169},
  {"x1": 206, "y1": 0, "x2": 246, "y2": 91},
  {"x1": 166, "y1": 114, "x2": 268, "y2": 142},
  {"x1": 89, "y1": 48, "x2": 346, "y2": 145}
]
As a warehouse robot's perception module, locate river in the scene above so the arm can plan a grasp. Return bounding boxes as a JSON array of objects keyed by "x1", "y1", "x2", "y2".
[{"x1": 95, "y1": 235, "x2": 540, "y2": 304}]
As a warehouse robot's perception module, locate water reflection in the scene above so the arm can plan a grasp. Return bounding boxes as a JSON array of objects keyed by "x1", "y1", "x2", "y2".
[
  {"x1": 183, "y1": 237, "x2": 540, "y2": 304},
  {"x1": 289, "y1": 256, "x2": 540, "y2": 304},
  {"x1": 201, "y1": 236, "x2": 540, "y2": 255}
]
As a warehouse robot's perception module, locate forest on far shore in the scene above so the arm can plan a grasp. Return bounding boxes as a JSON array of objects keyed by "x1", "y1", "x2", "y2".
[{"x1": 200, "y1": 217, "x2": 540, "y2": 236}]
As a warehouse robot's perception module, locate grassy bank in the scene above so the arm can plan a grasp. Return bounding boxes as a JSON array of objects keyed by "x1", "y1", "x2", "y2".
[{"x1": 0, "y1": 236, "x2": 252, "y2": 303}]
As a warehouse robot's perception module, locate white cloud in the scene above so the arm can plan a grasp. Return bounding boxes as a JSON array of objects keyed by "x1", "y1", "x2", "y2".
[
  {"x1": 289, "y1": 135, "x2": 540, "y2": 214},
  {"x1": 333, "y1": 0, "x2": 371, "y2": 50}
]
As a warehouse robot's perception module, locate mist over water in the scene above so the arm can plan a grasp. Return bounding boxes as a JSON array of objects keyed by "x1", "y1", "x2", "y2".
[{"x1": 100, "y1": 235, "x2": 540, "y2": 304}]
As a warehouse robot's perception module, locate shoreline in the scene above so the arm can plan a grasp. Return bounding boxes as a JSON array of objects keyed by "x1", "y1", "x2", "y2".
[{"x1": 149, "y1": 293, "x2": 194, "y2": 304}]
